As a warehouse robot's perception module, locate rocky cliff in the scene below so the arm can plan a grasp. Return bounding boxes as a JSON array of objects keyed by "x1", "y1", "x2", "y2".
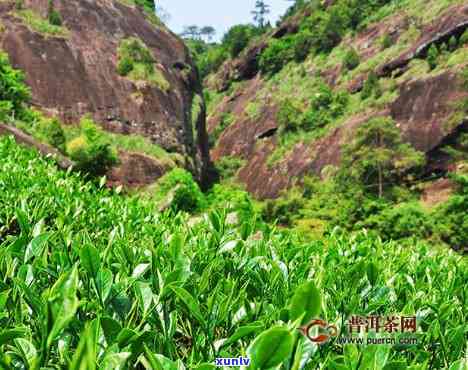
[
  {"x1": 0, "y1": 0, "x2": 211, "y2": 185},
  {"x1": 207, "y1": 1, "x2": 468, "y2": 199}
]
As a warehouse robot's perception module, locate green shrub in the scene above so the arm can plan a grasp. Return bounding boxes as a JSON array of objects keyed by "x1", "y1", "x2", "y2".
[
  {"x1": 433, "y1": 174, "x2": 468, "y2": 248},
  {"x1": 262, "y1": 188, "x2": 304, "y2": 226},
  {"x1": 206, "y1": 184, "x2": 256, "y2": 223},
  {"x1": 48, "y1": 10, "x2": 62, "y2": 26},
  {"x1": 15, "y1": 0, "x2": 24, "y2": 10},
  {"x1": 460, "y1": 29, "x2": 468, "y2": 45},
  {"x1": 0, "y1": 52, "x2": 30, "y2": 121},
  {"x1": 36, "y1": 117, "x2": 66, "y2": 151},
  {"x1": 361, "y1": 202, "x2": 433, "y2": 240},
  {"x1": 259, "y1": 37, "x2": 294, "y2": 75},
  {"x1": 135, "y1": 0, "x2": 155, "y2": 14},
  {"x1": 277, "y1": 99, "x2": 302, "y2": 133},
  {"x1": 215, "y1": 155, "x2": 245, "y2": 179},
  {"x1": 197, "y1": 45, "x2": 228, "y2": 78},
  {"x1": 462, "y1": 66, "x2": 468, "y2": 90},
  {"x1": 292, "y1": 30, "x2": 314, "y2": 62},
  {"x1": 155, "y1": 168, "x2": 205, "y2": 212},
  {"x1": 380, "y1": 34, "x2": 392, "y2": 50},
  {"x1": 117, "y1": 56, "x2": 133, "y2": 76},
  {"x1": 448, "y1": 36, "x2": 458, "y2": 51},
  {"x1": 0, "y1": 136, "x2": 466, "y2": 368},
  {"x1": 16, "y1": 9, "x2": 68, "y2": 37},
  {"x1": 361, "y1": 71, "x2": 381, "y2": 100},
  {"x1": 222, "y1": 24, "x2": 258, "y2": 58},
  {"x1": 427, "y1": 44, "x2": 439, "y2": 70},
  {"x1": 343, "y1": 48, "x2": 360, "y2": 70},
  {"x1": 67, "y1": 117, "x2": 117, "y2": 176},
  {"x1": 301, "y1": 83, "x2": 349, "y2": 129},
  {"x1": 116, "y1": 37, "x2": 169, "y2": 91},
  {"x1": 0, "y1": 101, "x2": 13, "y2": 122},
  {"x1": 119, "y1": 37, "x2": 154, "y2": 65},
  {"x1": 48, "y1": 0, "x2": 62, "y2": 27}
]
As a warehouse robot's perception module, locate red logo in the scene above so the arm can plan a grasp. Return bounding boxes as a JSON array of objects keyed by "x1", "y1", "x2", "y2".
[{"x1": 299, "y1": 319, "x2": 338, "y2": 344}]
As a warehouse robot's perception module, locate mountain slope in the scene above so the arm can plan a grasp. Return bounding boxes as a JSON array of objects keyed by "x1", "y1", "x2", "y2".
[
  {"x1": 0, "y1": 0, "x2": 210, "y2": 185},
  {"x1": 206, "y1": 0, "x2": 468, "y2": 199}
]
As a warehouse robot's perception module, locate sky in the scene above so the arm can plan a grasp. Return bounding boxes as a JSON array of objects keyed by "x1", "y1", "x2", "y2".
[{"x1": 157, "y1": 0, "x2": 292, "y2": 41}]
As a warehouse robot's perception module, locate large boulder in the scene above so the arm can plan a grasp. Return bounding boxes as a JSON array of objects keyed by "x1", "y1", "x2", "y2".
[{"x1": 0, "y1": 0, "x2": 211, "y2": 185}]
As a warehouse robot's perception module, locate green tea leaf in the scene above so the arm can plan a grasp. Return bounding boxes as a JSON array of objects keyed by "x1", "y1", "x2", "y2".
[
  {"x1": 80, "y1": 244, "x2": 101, "y2": 277},
  {"x1": 367, "y1": 262, "x2": 379, "y2": 286},
  {"x1": 14, "y1": 338, "x2": 38, "y2": 367},
  {"x1": 170, "y1": 286, "x2": 206, "y2": 326},
  {"x1": 247, "y1": 326, "x2": 294, "y2": 369},
  {"x1": 46, "y1": 266, "x2": 80, "y2": 349},
  {"x1": 289, "y1": 281, "x2": 321, "y2": 324},
  {"x1": 222, "y1": 324, "x2": 263, "y2": 348},
  {"x1": 0, "y1": 328, "x2": 27, "y2": 346},
  {"x1": 101, "y1": 317, "x2": 122, "y2": 344},
  {"x1": 96, "y1": 268, "x2": 113, "y2": 304}
]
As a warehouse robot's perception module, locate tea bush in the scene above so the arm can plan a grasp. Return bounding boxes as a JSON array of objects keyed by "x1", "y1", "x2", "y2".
[{"x1": 0, "y1": 136, "x2": 465, "y2": 369}]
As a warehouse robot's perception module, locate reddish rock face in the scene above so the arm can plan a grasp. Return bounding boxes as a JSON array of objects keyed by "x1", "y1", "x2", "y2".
[
  {"x1": 0, "y1": 0, "x2": 210, "y2": 184},
  {"x1": 390, "y1": 72, "x2": 467, "y2": 153},
  {"x1": 207, "y1": 2, "x2": 468, "y2": 200},
  {"x1": 379, "y1": 4, "x2": 468, "y2": 77},
  {"x1": 213, "y1": 69, "x2": 467, "y2": 200}
]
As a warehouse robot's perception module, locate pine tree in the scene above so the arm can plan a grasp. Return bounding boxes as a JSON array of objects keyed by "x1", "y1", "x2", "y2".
[
  {"x1": 200, "y1": 26, "x2": 216, "y2": 42},
  {"x1": 252, "y1": 0, "x2": 271, "y2": 29},
  {"x1": 340, "y1": 117, "x2": 424, "y2": 198}
]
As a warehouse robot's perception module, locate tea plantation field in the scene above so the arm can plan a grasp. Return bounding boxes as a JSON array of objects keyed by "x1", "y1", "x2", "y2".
[{"x1": 0, "y1": 137, "x2": 466, "y2": 369}]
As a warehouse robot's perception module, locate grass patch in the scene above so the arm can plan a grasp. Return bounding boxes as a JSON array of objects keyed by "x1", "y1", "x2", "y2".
[
  {"x1": 117, "y1": 37, "x2": 170, "y2": 92},
  {"x1": 60, "y1": 121, "x2": 176, "y2": 167},
  {"x1": 116, "y1": 0, "x2": 163, "y2": 27},
  {"x1": 15, "y1": 9, "x2": 68, "y2": 38}
]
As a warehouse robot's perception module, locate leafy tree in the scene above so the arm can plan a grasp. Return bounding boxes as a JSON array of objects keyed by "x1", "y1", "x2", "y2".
[
  {"x1": 222, "y1": 24, "x2": 258, "y2": 58},
  {"x1": 181, "y1": 25, "x2": 201, "y2": 40},
  {"x1": 252, "y1": 0, "x2": 270, "y2": 28},
  {"x1": 341, "y1": 117, "x2": 425, "y2": 198},
  {"x1": 200, "y1": 26, "x2": 216, "y2": 42}
]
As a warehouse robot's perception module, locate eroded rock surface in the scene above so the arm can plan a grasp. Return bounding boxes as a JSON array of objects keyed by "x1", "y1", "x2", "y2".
[{"x1": 0, "y1": 0, "x2": 211, "y2": 184}]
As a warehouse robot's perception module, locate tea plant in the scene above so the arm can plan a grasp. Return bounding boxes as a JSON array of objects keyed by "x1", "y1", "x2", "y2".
[{"x1": 0, "y1": 137, "x2": 466, "y2": 369}]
